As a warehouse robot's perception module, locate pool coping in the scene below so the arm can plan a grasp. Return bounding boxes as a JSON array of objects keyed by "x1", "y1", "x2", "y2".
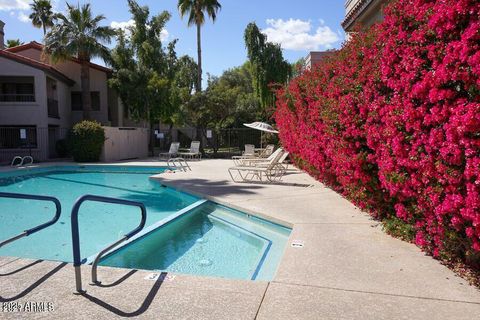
[{"x1": 149, "y1": 173, "x2": 294, "y2": 229}]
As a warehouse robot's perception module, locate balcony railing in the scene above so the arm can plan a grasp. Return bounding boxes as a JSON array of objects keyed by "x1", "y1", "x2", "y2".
[
  {"x1": 0, "y1": 94, "x2": 35, "y2": 102},
  {"x1": 47, "y1": 98, "x2": 59, "y2": 118}
]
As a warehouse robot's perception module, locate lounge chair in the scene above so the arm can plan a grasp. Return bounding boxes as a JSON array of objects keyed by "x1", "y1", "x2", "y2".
[
  {"x1": 233, "y1": 148, "x2": 283, "y2": 167},
  {"x1": 258, "y1": 144, "x2": 275, "y2": 158},
  {"x1": 228, "y1": 150, "x2": 285, "y2": 183},
  {"x1": 275, "y1": 152, "x2": 290, "y2": 174},
  {"x1": 159, "y1": 142, "x2": 180, "y2": 160},
  {"x1": 249, "y1": 151, "x2": 289, "y2": 169},
  {"x1": 178, "y1": 141, "x2": 201, "y2": 160}
]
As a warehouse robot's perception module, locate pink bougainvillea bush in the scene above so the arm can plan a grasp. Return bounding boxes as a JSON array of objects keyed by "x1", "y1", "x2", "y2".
[{"x1": 275, "y1": 0, "x2": 480, "y2": 265}]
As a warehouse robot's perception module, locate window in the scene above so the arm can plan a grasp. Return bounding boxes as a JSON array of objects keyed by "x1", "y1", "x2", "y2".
[
  {"x1": 0, "y1": 76, "x2": 35, "y2": 102},
  {"x1": 0, "y1": 126, "x2": 37, "y2": 149},
  {"x1": 71, "y1": 91, "x2": 101, "y2": 111}
]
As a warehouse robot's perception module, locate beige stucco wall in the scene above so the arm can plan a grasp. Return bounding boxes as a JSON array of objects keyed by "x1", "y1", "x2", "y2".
[
  {"x1": 0, "y1": 56, "x2": 48, "y2": 127},
  {"x1": 12, "y1": 47, "x2": 111, "y2": 126},
  {"x1": 0, "y1": 56, "x2": 76, "y2": 161},
  {"x1": 0, "y1": 56, "x2": 49, "y2": 161},
  {"x1": 100, "y1": 126, "x2": 149, "y2": 162},
  {"x1": 55, "y1": 61, "x2": 109, "y2": 125},
  {"x1": 46, "y1": 77, "x2": 72, "y2": 128}
]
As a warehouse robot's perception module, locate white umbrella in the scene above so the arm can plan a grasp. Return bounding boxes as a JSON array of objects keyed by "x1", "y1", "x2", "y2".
[{"x1": 243, "y1": 122, "x2": 278, "y2": 148}]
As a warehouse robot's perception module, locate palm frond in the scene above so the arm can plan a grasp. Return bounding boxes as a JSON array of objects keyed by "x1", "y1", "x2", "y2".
[{"x1": 44, "y1": 2, "x2": 114, "y2": 64}]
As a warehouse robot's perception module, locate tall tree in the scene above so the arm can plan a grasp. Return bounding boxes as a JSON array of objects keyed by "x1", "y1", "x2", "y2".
[
  {"x1": 6, "y1": 39, "x2": 23, "y2": 48},
  {"x1": 177, "y1": 0, "x2": 221, "y2": 91},
  {"x1": 44, "y1": 3, "x2": 115, "y2": 120},
  {"x1": 29, "y1": 0, "x2": 55, "y2": 36},
  {"x1": 109, "y1": 0, "x2": 197, "y2": 152},
  {"x1": 244, "y1": 22, "x2": 291, "y2": 118},
  {"x1": 291, "y1": 57, "x2": 306, "y2": 78},
  {"x1": 182, "y1": 63, "x2": 261, "y2": 153}
]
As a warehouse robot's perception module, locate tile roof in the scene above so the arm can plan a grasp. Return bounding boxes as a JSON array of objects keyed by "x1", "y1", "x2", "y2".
[{"x1": 5, "y1": 41, "x2": 112, "y2": 73}]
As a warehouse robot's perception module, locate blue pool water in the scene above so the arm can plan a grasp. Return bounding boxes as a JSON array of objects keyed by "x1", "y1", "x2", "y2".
[
  {"x1": 0, "y1": 165, "x2": 290, "y2": 280},
  {"x1": 100, "y1": 202, "x2": 291, "y2": 280}
]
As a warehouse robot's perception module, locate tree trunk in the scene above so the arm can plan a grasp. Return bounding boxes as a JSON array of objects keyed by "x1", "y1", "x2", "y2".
[
  {"x1": 43, "y1": 25, "x2": 46, "y2": 36},
  {"x1": 196, "y1": 23, "x2": 202, "y2": 92},
  {"x1": 80, "y1": 59, "x2": 91, "y2": 120}
]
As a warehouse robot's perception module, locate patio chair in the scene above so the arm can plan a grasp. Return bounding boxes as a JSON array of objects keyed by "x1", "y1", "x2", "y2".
[
  {"x1": 228, "y1": 150, "x2": 285, "y2": 183},
  {"x1": 275, "y1": 152, "x2": 290, "y2": 174},
  {"x1": 258, "y1": 144, "x2": 275, "y2": 158},
  {"x1": 232, "y1": 148, "x2": 282, "y2": 167},
  {"x1": 159, "y1": 142, "x2": 180, "y2": 160},
  {"x1": 178, "y1": 141, "x2": 202, "y2": 160},
  {"x1": 243, "y1": 144, "x2": 256, "y2": 157},
  {"x1": 242, "y1": 151, "x2": 290, "y2": 177},
  {"x1": 250, "y1": 151, "x2": 289, "y2": 168}
]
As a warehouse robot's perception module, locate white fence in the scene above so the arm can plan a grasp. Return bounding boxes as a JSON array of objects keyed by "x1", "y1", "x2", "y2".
[{"x1": 101, "y1": 127, "x2": 149, "y2": 162}]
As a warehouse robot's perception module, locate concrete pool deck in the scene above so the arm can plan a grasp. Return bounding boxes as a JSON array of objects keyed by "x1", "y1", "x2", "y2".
[{"x1": 1, "y1": 159, "x2": 480, "y2": 319}]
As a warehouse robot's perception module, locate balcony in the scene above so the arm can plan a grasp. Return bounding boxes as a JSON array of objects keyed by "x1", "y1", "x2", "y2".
[
  {"x1": 342, "y1": 0, "x2": 386, "y2": 32},
  {"x1": 47, "y1": 98, "x2": 59, "y2": 119},
  {"x1": 0, "y1": 94, "x2": 35, "y2": 102}
]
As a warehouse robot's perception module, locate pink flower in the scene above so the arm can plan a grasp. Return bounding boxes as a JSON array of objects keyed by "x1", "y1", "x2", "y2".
[{"x1": 274, "y1": 0, "x2": 480, "y2": 258}]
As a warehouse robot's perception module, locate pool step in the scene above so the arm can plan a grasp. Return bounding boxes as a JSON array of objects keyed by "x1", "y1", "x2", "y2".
[
  {"x1": 210, "y1": 206, "x2": 291, "y2": 238},
  {"x1": 85, "y1": 199, "x2": 208, "y2": 264}
]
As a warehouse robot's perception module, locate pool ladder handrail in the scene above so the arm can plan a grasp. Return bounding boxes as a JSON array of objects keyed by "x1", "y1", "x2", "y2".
[
  {"x1": 11, "y1": 156, "x2": 34, "y2": 167},
  {"x1": 0, "y1": 192, "x2": 61, "y2": 248},
  {"x1": 167, "y1": 157, "x2": 191, "y2": 172},
  {"x1": 71, "y1": 194, "x2": 147, "y2": 293}
]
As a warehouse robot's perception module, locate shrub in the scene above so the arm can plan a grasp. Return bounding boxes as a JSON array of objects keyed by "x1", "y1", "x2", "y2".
[
  {"x1": 69, "y1": 121, "x2": 105, "y2": 162},
  {"x1": 275, "y1": 0, "x2": 480, "y2": 266}
]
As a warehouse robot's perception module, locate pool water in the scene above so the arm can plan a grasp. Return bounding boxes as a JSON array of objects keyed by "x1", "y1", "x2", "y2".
[
  {"x1": 0, "y1": 165, "x2": 291, "y2": 280},
  {"x1": 0, "y1": 166, "x2": 198, "y2": 261},
  {"x1": 100, "y1": 203, "x2": 291, "y2": 280}
]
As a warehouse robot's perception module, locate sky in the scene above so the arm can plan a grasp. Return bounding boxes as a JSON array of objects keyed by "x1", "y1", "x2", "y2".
[{"x1": 0, "y1": 0, "x2": 346, "y2": 80}]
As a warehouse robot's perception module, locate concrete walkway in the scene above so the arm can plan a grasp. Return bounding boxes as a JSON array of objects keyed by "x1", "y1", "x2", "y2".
[
  {"x1": 1, "y1": 159, "x2": 479, "y2": 319},
  {"x1": 153, "y1": 159, "x2": 480, "y2": 319}
]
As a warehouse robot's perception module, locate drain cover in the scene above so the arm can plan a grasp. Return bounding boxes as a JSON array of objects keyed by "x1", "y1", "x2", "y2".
[
  {"x1": 198, "y1": 259, "x2": 213, "y2": 267},
  {"x1": 291, "y1": 240, "x2": 304, "y2": 248}
]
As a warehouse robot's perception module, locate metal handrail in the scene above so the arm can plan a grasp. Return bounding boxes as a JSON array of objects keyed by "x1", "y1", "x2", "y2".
[
  {"x1": 167, "y1": 157, "x2": 191, "y2": 172},
  {"x1": 70, "y1": 194, "x2": 147, "y2": 293},
  {"x1": 0, "y1": 192, "x2": 61, "y2": 248}
]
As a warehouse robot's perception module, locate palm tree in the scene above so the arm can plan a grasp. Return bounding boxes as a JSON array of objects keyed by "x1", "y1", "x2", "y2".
[
  {"x1": 29, "y1": 0, "x2": 55, "y2": 36},
  {"x1": 6, "y1": 39, "x2": 23, "y2": 48},
  {"x1": 44, "y1": 3, "x2": 115, "y2": 120},
  {"x1": 178, "y1": 0, "x2": 221, "y2": 91}
]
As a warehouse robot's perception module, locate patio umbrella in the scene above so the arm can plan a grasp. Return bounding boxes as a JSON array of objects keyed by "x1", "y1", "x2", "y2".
[{"x1": 243, "y1": 122, "x2": 278, "y2": 148}]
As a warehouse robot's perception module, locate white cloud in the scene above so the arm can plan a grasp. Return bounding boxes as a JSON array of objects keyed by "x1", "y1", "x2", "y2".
[
  {"x1": 110, "y1": 19, "x2": 169, "y2": 42},
  {"x1": 0, "y1": 0, "x2": 30, "y2": 11},
  {"x1": 160, "y1": 29, "x2": 169, "y2": 42},
  {"x1": 17, "y1": 11, "x2": 30, "y2": 23},
  {"x1": 2, "y1": 0, "x2": 60, "y2": 16},
  {"x1": 111, "y1": 19, "x2": 135, "y2": 32},
  {"x1": 262, "y1": 18, "x2": 341, "y2": 51}
]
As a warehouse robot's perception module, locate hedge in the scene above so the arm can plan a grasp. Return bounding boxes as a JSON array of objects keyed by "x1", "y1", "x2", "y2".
[{"x1": 275, "y1": 0, "x2": 480, "y2": 265}]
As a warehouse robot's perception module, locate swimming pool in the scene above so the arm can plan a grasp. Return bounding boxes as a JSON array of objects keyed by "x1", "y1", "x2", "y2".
[{"x1": 0, "y1": 165, "x2": 290, "y2": 280}]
